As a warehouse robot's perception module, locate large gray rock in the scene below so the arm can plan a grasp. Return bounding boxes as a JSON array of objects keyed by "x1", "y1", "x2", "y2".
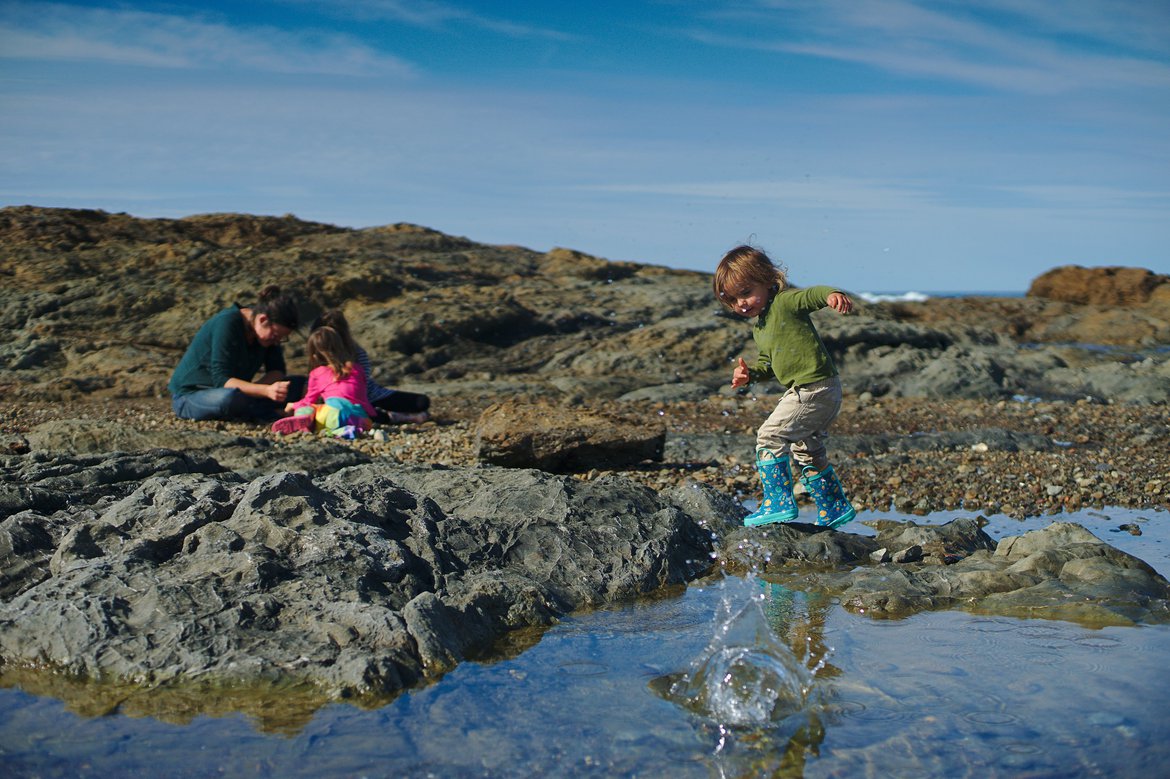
[{"x1": 0, "y1": 453, "x2": 715, "y2": 698}]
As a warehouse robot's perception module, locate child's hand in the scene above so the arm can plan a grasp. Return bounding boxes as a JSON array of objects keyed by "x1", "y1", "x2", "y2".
[
  {"x1": 827, "y1": 291, "x2": 853, "y2": 314},
  {"x1": 283, "y1": 402, "x2": 295, "y2": 414},
  {"x1": 732, "y1": 357, "x2": 750, "y2": 388}
]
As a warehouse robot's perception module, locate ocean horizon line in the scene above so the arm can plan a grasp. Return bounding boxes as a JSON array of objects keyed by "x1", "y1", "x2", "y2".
[{"x1": 856, "y1": 290, "x2": 1025, "y2": 303}]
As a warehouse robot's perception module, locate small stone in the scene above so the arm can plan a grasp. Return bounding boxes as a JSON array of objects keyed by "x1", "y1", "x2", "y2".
[{"x1": 893, "y1": 545, "x2": 924, "y2": 564}]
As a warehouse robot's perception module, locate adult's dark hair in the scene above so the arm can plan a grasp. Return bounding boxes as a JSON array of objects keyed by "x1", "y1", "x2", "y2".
[{"x1": 254, "y1": 284, "x2": 299, "y2": 330}]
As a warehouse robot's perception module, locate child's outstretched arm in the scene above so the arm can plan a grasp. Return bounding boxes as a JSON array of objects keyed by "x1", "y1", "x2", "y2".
[{"x1": 826, "y1": 291, "x2": 853, "y2": 314}]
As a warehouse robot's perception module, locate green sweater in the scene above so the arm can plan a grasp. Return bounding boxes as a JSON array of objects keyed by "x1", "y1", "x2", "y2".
[
  {"x1": 168, "y1": 305, "x2": 286, "y2": 397},
  {"x1": 746, "y1": 285, "x2": 839, "y2": 389}
]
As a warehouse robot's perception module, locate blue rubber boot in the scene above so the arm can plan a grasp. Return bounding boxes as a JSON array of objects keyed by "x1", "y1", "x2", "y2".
[
  {"x1": 744, "y1": 452, "x2": 799, "y2": 527},
  {"x1": 800, "y1": 465, "x2": 856, "y2": 529}
]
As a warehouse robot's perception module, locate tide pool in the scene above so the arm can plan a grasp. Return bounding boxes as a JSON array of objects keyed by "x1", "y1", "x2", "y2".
[{"x1": 2, "y1": 507, "x2": 1167, "y2": 778}]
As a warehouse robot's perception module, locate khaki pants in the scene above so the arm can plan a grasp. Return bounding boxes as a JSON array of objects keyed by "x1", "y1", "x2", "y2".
[{"x1": 756, "y1": 376, "x2": 842, "y2": 472}]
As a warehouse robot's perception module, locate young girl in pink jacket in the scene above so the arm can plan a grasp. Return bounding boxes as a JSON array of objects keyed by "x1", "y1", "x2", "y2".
[{"x1": 272, "y1": 326, "x2": 376, "y2": 438}]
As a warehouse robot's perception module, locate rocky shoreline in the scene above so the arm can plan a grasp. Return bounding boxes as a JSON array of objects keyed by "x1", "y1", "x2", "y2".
[{"x1": 1, "y1": 206, "x2": 1168, "y2": 709}]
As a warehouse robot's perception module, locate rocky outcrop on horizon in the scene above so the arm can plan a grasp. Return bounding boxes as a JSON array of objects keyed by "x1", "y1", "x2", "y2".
[
  {"x1": 1, "y1": 205, "x2": 1167, "y2": 406},
  {"x1": 1028, "y1": 264, "x2": 1170, "y2": 306}
]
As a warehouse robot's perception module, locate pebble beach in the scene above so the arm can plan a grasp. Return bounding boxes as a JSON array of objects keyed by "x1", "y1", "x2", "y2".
[{"x1": 6, "y1": 392, "x2": 1166, "y2": 521}]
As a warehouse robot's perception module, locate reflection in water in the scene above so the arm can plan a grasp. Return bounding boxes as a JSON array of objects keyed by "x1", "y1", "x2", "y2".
[{"x1": 0, "y1": 667, "x2": 333, "y2": 735}]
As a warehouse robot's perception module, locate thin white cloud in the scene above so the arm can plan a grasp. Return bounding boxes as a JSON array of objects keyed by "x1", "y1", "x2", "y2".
[
  {"x1": 279, "y1": 0, "x2": 575, "y2": 41},
  {"x1": 0, "y1": 2, "x2": 415, "y2": 76},
  {"x1": 577, "y1": 176, "x2": 938, "y2": 211},
  {"x1": 578, "y1": 176, "x2": 1170, "y2": 219},
  {"x1": 693, "y1": 0, "x2": 1170, "y2": 93},
  {"x1": 954, "y1": 0, "x2": 1170, "y2": 57},
  {"x1": 997, "y1": 184, "x2": 1170, "y2": 210}
]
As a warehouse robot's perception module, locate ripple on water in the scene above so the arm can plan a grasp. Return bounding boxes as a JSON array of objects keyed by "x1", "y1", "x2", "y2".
[
  {"x1": 967, "y1": 617, "x2": 1020, "y2": 633},
  {"x1": 833, "y1": 701, "x2": 915, "y2": 723},
  {"x1": 1072, "y1": 633, "x2": 1123, "y2": 650},
  {"x1": 961, "y1": 709, "x2": 1021, "y2": 726},
  {"x1": 557, "y1": 661, "x2": 609, "y2": 677},
  {"x1": 1017, "y1": 622, "x2": 1078, "y2": 650}
]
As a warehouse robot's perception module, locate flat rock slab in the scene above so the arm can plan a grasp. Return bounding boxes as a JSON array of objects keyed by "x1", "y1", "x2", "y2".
[
  {"x1": 473, "y1": 399, "x2": 665, "y2": 472},
  {"x1": 22, "y1": 418, "x2": 372, "y2": 479}
]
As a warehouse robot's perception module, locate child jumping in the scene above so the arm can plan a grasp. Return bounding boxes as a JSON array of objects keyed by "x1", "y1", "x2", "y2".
[
  {"x1": 713, "y1": 244, "x2": 857, "y2": 529},
  {"x1": 272, "y1": 326, "x2": 376, "y2": 438},
  {"x1": 310, "y1": 309, "x2": 430, "y2": 425}
]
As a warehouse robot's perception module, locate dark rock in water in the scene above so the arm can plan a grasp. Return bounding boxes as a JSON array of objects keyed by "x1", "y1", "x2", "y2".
[
  {"x1": 473, "y1": 399, "x2": 665, "y2": 472},
  {"x1": 662, "y1": 479, "x2": 747, "y2": 538},
  {"x1": 0, "y1": 452, "x2": 714, "y2": 698},
  {"x1": 727, "y1": 518, "x2": 1170, "y2": 627},
  {"x1": 869, "y1": 516, "x2": 997, "y2": 563},
  {"x1": 721, "y1": 522, "x2": 885, "y2": 571}
]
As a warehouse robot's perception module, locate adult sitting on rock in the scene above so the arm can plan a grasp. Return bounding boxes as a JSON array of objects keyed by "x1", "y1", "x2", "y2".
[{"x1": 168, "y1": 284, "x2": 305, "y2": 422}]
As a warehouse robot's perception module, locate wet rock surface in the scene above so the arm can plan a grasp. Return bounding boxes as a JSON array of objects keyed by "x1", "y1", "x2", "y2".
[{"x1": 721, "y1": 517, "x2": 1170, "y2": 626}]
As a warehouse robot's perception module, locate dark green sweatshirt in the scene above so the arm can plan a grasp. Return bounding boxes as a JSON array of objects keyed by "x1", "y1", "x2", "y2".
[
  {"x1": 746, "y1": 285, "x2": 840, "y2": 389},
  {"x1": 168, "y1": 305, "x2": 286, "y2": 396}
]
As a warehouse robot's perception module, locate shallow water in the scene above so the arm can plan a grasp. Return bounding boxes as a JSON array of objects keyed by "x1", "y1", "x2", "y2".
[{"x1": 3, "y1": 507, "x2": 1168, "y2": 778}]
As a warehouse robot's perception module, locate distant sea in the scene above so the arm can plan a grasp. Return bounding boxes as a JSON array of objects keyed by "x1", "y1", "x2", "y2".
[{"x1": 856, "y1": 290, "x2": 1025, "y2": 303}]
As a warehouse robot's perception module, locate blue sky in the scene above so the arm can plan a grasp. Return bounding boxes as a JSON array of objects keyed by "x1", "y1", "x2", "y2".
[{"x1": 1, "y1": 1, "x2": 1168, "y2": 292}]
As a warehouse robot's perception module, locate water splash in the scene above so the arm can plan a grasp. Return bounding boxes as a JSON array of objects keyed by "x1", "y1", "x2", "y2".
[{"x1": 655, "y1": 579, "x2": 825, "y2": 729}]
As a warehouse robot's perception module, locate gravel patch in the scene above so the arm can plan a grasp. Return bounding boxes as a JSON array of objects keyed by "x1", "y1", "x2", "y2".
[{"x1": 2, "y1": 393, "x2": 1166, "y2": 520}]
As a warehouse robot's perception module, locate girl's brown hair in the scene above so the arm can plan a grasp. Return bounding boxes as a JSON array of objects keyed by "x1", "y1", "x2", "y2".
[
  {"x1": 306, "y1": 326, "x2": 356, "y2": 381},
  {"x1": 712, "y1": 245, "x2": 788, "y2": 311},
  {"x1": 310, "y1": 308, "x2": 359, "y2": 354}
]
